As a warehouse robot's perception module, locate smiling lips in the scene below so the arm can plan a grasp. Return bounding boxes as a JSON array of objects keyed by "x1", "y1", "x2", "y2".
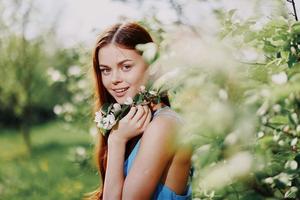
[{"x1": 113, "y1": 87, "x2": 129, "y2": 97}]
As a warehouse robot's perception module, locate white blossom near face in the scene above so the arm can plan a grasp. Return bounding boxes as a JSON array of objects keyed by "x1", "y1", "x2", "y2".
[
  {"x1": 94, "y1": 111, "x2": 103, "y2": 124},
  {"x1": 124, "y1": 97, "x2": 134, "y2": 105},
  {"x1": 140, "y1": 85, "x2": 146, "y2": 92},
  {"x1": 112, "y1": 103, "x2": 121, "y2": 112},
  {"x1": 103, "y1": 114, "x2": 116, "y2": 129},
  {"x1": 136, "y1": 42, "x2": 158, "y2": 64},
  {"x1": 271, "y1": 72, "x2": 288, "y2": 85},
  {"x1": 94, "y1": 111, "x2": 115, "y2": 130},
  {"x1": 98, "y1": 44, "x2": 149, "y2": 104}
]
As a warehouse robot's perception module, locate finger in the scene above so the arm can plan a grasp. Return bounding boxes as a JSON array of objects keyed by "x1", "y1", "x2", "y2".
[
  {"x1": 141, "y1": 107, "x2": 152, "y2": 131},
  {"x1": 135, "y1": 106, "x2": 148, "y2": 129},
  {"x1": 124, "y1": 106, "x2": 137, "y2": 120},
  {"x1": 137, "y1": 105, "x2": 149, "y2": 125},
  {"x1": 132, "y1": 105, "x2": 145, "y2": 122}
]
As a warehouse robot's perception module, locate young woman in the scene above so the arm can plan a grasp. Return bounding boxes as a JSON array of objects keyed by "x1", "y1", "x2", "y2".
[{"x1": 86, "y1": 22, "x2": 193, "y2": 200}]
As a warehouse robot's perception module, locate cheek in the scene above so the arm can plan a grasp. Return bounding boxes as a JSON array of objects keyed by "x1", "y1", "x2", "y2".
[
  {"x1": 101, "y1": 76, "x2": 111, "y2": 89},
  {"x1": 127, "y1": 69, "x2": 145, "y2": 85},
  {"x1": 127, "y1": 70, "x2": 148, "y2": 93}
]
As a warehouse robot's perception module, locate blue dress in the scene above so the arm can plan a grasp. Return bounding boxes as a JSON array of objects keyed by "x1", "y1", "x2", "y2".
[{"x1": 123, "y1": 106, "x2": 193, "y2": 200}]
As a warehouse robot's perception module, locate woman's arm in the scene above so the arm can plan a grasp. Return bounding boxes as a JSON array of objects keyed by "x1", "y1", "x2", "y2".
[
  {"x1": 102, "y1": 105, "x2": 152, "y2": 200},
  {"x1": 103, "y1": 134, "x2": 126, "y2": 200},
  {"x1": 122, "y1": 115, "x2": 178, "y2": 199}
]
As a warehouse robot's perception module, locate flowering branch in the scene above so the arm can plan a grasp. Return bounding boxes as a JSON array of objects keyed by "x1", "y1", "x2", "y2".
[{"x1": 94, "y1": 85, "x2": 164, "y2": 137}]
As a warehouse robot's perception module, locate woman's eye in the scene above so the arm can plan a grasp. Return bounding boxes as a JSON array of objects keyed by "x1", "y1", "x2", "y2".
[
  {"x1": 122, "y1": 65, "x2": 132, "y2": 71},
  {"x1": 100, "y1": 68, "x2": 111, "y2": 75}
]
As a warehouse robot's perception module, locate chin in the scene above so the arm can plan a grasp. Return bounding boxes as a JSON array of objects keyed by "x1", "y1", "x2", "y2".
[
  {"x1": 112, "y1": 89, "x2": 137, "y2": 104},
  {"x1": 115, "y1": 95, "x2": 129, "y2": 104}
]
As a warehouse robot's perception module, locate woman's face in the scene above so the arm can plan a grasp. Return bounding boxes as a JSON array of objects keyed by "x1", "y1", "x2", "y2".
[{"x1": 98, "y1": 44, "x2": 149, "y2": 104}]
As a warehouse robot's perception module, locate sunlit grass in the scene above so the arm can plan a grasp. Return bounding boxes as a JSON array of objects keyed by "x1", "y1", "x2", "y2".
[{"x1": 0, "y1": 121, "x2": 99, "y2": 200}]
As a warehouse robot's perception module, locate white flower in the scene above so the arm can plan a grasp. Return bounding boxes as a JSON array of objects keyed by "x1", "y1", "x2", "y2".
[
  {"x1": 278, "y1": 140, "x2": 285, "y2": 146},
  {"x1": 264, "y1": 177, "x2": 274, "y2": 184},
  {"x1": 75, "y1": 146, "x2": 86, "y2": 157},
  {"x1": 291, "y1": 113, "x2": 299, "y2": 124},
  {"x1": 283, "y1": 125, "x2": 289, "y2": 132},
  {"x1": 257, "y1": 131, "x2": 264, "y2": 138},
  {"x1": 68, "y1": 65, "x2": 81, "y2": 76},
  {"x1": 63, "y1": 103, "x2": 75, "y2": 113},
  {"x1": 272, "y1": 104, "x2": 281, "y2": 113},
  {"x1": 47, "y1": 68, "x2": 66, "y2": 82},
  {"x1": 285, "y1": 160, "x2": 298, "y2": 170},
  {"x1": 102, "y1": 114, "x2": 116, "y2": 130},
  {"x1": 107, "y1": 114, "x2": 115, "y2": 124},
  {"x1": 271, "y1": 72, "x2": 288, "y2": 85},
  {"x1": 140, "y1": 85, "x2": 146, "y2": 92},
  {"x1": 291, "y1": 138, "x2": 298, "y2": 146},
  {"x1": 113, "y1": 103, "x2": 121, "y2": 112},
  {"x1": 276, "y1": 172, "x2": 292, "y2": 186},
  {"x1": 94, "y1": 111, "x2": 103, "y2": 123},
  {"x1": 53, "y1": 105, "x2": 63, "y2": 115},
  {"x1": 149, "y1": 90, "x2": 157, "y2": 95},
  {"x1": 136, "y1": 42, "x2": 158, "y2": 63},
  {"x1": 296, "y1": 125, "x2": 300, "y2": 133},
  {"x1": 291, "y1": 46, "x2": 297, "y2": 54},
  {"x1": 96, "y1": 122, "x2": 104, "y2": 129},
  {"x1": 198, "y1": 152, "x2": 253, "y2": 191},
  {"x1": 273, "y1": 135, "x2": 280, "y2": 141},
  {"x1": 124, "y1": 97, "x2": 133, "y2": 105},
  {"x1": 261, "y1": 116, "x2": 268, "y2": 124}
]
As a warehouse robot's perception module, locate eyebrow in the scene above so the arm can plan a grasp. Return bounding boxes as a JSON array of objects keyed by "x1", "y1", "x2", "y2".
[{"x1": 99, "y1": 59, "x2": 133, "y2": 68}]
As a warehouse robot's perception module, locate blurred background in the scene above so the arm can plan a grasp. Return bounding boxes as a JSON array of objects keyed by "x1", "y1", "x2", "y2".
[{"x1": 0, "y1": 0, "x2": 300, "y2": 199}]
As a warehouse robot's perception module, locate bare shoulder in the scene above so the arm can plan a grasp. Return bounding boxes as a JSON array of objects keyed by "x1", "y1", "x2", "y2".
[
  {"x1": 122, "y1": 108, "x2": 187, "y2": 197},
  {"x1": 139, "y1": 108, "x2": 184, "y2": 155}
]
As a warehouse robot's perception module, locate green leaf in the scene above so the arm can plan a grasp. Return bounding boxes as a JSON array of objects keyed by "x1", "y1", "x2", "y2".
[
  {"x1": 288, "y1": 55, "x2": 298, "y2": 68},
  {"x1": 280, "y1": 51, "x2": 289, "y2": 61},
  {"x1": 291, "y1": 22, "x2": 300, "y2": 34},
  {"x1": 101, "y1": 103, "x2": 111, "y2": 113},
  {"x1": 268, "y1": 115, "x2": 289, "y2": 124}
]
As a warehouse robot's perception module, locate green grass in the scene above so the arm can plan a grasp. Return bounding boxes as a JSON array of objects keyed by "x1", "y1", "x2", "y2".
[{"x1": 0, "y1": 121, "x2": 99, "y2": 200}]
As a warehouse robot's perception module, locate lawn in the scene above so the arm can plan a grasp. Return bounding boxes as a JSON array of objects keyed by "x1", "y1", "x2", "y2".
[{"x1": 0, "y1": 121, "x2": 99, "y2": 200}]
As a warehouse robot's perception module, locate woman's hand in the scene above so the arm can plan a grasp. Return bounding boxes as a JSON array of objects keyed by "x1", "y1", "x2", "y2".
[{"x1": 109, "y1": 105, "x2": 152, "y2": 142}]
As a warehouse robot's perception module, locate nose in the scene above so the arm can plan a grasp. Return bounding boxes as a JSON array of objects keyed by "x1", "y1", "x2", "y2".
[{"x1": 111, "y1": 70, "x2": 122, "y2": 85}]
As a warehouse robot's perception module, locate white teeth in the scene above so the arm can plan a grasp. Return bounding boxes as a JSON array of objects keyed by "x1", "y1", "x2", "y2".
[{"x1": 115, "y1": 88, "x2": 127, "y2": 92}]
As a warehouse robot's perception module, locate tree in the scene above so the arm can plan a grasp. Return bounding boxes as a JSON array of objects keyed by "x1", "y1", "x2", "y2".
[{"x1": 0, "y1": 0, "x2": 60, "y2": 152}]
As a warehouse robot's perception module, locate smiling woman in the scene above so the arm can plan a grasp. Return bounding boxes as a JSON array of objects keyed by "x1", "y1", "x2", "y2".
[
  {"x1": 85, "y1": 22, "x2": 193, "y2": 200},
  {"x1": 98, "y1": 44, "x2": 149, "y2": 102}
]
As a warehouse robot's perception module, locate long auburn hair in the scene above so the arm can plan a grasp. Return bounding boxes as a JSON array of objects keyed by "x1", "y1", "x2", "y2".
[{"x1": 84, "y1": 22, "x2": 157, "y2": 200}]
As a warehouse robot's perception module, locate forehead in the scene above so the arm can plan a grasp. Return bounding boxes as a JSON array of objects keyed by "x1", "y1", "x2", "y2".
[{"x1": 98, "y1": 44, "x2": 141, "y2": 65}]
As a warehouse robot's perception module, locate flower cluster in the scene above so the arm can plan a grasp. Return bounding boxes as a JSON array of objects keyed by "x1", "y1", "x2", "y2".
[{"x1": 94, "y1": 85, "x2": 163, "y2": 137}]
